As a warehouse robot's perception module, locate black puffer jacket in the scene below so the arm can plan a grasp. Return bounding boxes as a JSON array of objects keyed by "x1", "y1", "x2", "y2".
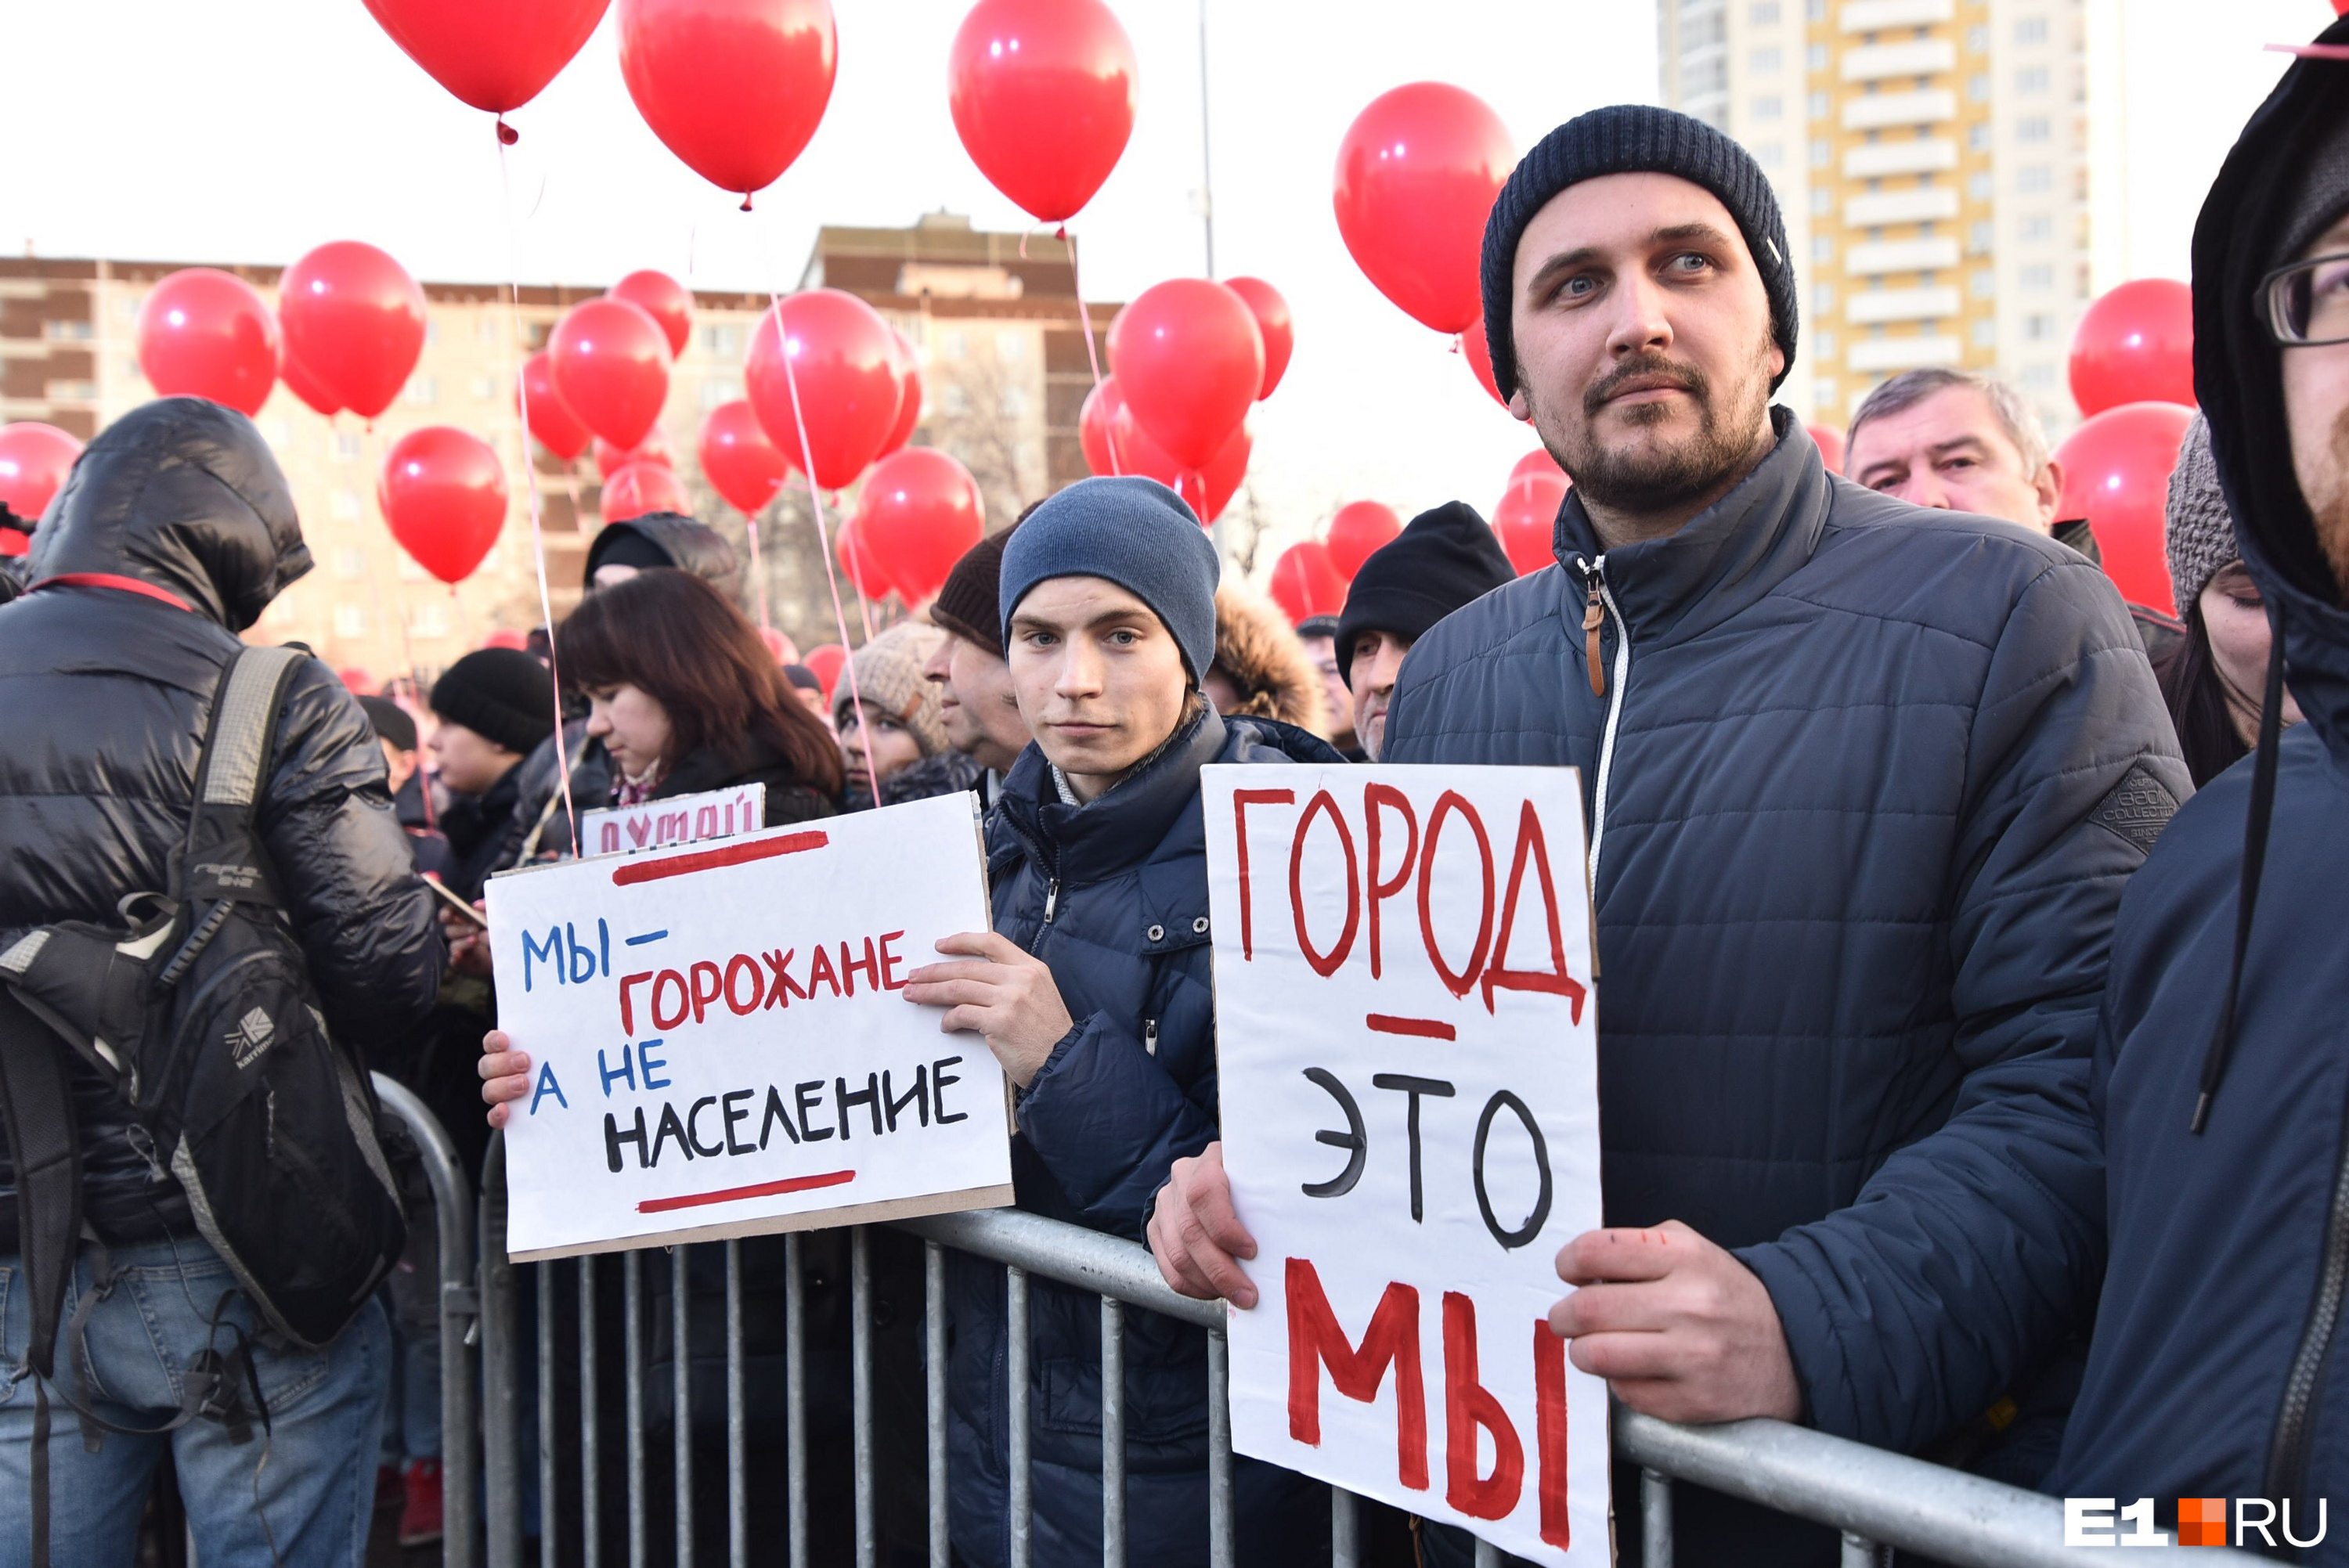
[
  {"x1": 0, "y1": 398, "x2": 443, "y2": 1239},
  {"x1": 1385, "y1": 409, "x2": 2186, "y2": 1564}
]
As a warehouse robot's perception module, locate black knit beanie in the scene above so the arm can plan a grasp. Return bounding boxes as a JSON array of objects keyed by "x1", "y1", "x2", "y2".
[
  {"x1": 1336, "y1": 502, "x2": 1517, "y2": 687},
  {"x1": 1480, "y1": 104, "x2": 1799, "y2": 401},
  {"x1": 929, "y1": 521, "x2": 1021, "y2": 657},
  {"x1": 430, "y1": 647, "x2": 556, "y2": 756},
  {"x1": 358, "y1": 694, "x2": 418, "y2": 753}
]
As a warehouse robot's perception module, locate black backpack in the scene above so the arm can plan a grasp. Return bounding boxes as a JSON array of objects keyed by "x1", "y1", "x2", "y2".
[{"x1": 0, "y1": 644, "x2": 407, "y2": 1447}]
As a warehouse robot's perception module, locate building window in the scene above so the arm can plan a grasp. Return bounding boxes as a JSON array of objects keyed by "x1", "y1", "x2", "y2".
[
  {"x1": 1810, "y1": 139, "x2": 1834, "y2": 168},
  {"x1": 1814, "y1": 378, "x2": 1838, "y2": 409},
  {"x1": 2017, "y1": 117, "x2": 2051, "y2": 143},
  {"x1": 1750, "y1": 47, "x2": 1782, "y2": 74},
  {"x1": 398, "y1": 554, "x2": 429, "y2": 582},
  {"x1": 1813, "y1": 283, "x2": 1838, "y2": 313},
  {"x1": 333, "y1": 604, "x2": 366, "y2": 638},
  {"x1": 1753, "y1": 142, "x2": 1785, "y2": 168},
  {"x1": 471, "y1": 375, "x2": 497, "y2": 401},
  {"x1": 1968, "y1": 172, "x2": 1994, "y2": 200},
  {"x1": 2021, "y1": 213, "x2": 2055, "y2": 242},
  {"x1": 701, "y1": 323, "x2": 744, "y2": 356},
  {"x1": 701, "y1": 377, "x2": 742, "y2": 409},
  {"x1": 2022, "y1": 362, "x2": 2057, "y2": 390},
  {"x1": 940, "y1": 330, "x2": 967, "y2": 362},
  {"x1": 410, "y1": 604, "x2": 449, "y2": 638},
  {"x1": 1972, "y1": 320, "x2": 1998, "y2": 348},
  {"x1": 999, "y1": 387, "x2": 1029, "y2": 420},
  {"x1": 1811, "y1": 187, "x2": 1835, "y2": 217},
  {"x1": 1971, "y1": 269, "x2": 1997, "y2": 298},
  {"x1": 1752, "y1": 95, "x2": 1784, "y2": 121},
  {"x1": 2021, "y1": 264, "x2": 2055, "y2": 291},
  {"x1": 940, "y1": 382, "x2": 969, "y2": 416},
  {"x1": 1813, "y1": 236, "x2": 1836, "y2": 263},
  {"x1": 1816, "y1": 332, "x2": 1839, "y2": 360},
  {"x1": 1750, "y1": 1, "x2": 1780, "y2": 23},
  {"x1": 1807, "y1": 0, "x2": 1826, "y2": 20},
  {"x1": 46, "y1": 380, "x2": 96, "y2": 401},
  {"x1": 1966, "y1": 24, "x2": 1989, "y2": 52},
  {"x1": 334, "y1": 432, "x2": 363, "y2": 463},
  {"x1": 1970, "y1": 124, "x2": 1994, "y2": 152},
  {"x1": 997, "y1": 332, "x2": 1025, "y2": 363},
  {"x1": 402, "y1": 374, "x2": 438, "y2": 407},
  {"x1": 2017, "y1": 164, "x2": 2052, "y2": 193},
  {"x1": 1807, "y1": 43, "x2": 1829, "y2": 71},
  {"x1": 334, "y1": 548, "x2": 366, "y2": 579},
  {"x1": 332, "y1": 489, "x2": 363, "y2": 521},
  {"x1": 478, "y1": 314, "x2": 501, "y2": 344},
  {"x1": 1968, "y1": 222, "x2": 1995, "y2": 255},
  {"x1": 422, "y1": 321, "x2": 438, "y2": 347},
  {"x1": 1807, "y1": 90, "x2": 1831, "y2": 120},
  {"x1": 1968, "y1": 74, "x2": 1991, "y2": 100},
  {"x1": 2023, "y1": 314, "x2": 2058, "y2": 341},
  {"x1": 2017, "y1": 67, "x2": 2050, "y2": 95},
  {"x1": 41, "y1": 319, "x2": 94, "y2": 341},
  {"x1": 2015, "y1": 16, "x2": 2048, "y2": 45}
]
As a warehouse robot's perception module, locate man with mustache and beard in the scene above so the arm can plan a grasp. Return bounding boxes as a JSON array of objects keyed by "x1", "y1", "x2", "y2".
[{"x1": 1149, "y1": 106, "x2": 2185, "y2": 1565}]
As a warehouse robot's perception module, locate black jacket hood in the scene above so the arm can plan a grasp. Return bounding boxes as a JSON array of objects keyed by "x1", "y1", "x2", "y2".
[
  {"x1": 28, "y1": 397, "x2": 309, "y2": 632},
  {"x1": 2192, "y1": 13, "x2": 2349, "y2": 775},
  {"x1": 583, "y1": 510, "x2": 741, "y2": 597}
]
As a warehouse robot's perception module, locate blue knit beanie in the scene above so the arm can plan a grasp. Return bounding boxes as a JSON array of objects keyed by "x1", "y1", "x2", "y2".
[
  {"x1": 999, "y1": 477, "x2": 1221, "y2": 682},
  {"x1": 1480, "y1": 104, "x2": 1799, "y2": 400}
]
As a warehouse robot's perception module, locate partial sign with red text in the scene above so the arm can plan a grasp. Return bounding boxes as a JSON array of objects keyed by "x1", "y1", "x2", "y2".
[
  {"x1": 1202, "y1": 764, "x2": 1607, "y2": 1566},
  {"x1": 486, "y1": 793, "x2": 1013, "y2": 1260},
  {"x1": 579, "y1": 782, "x2": 766, "y2": 858}
]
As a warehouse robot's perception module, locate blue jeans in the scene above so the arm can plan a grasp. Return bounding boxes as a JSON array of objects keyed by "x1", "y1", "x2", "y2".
[{"x1": 0, "y1": 1237, "x2": 390, "y2": 1568}]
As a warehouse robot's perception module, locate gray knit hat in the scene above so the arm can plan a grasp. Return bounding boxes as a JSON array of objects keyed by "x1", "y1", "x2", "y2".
[
  {"x1": 834, "y1": 620, "x2": 951, "y2": 756},
  {"x1": 2163, "y1": 413, "x2": 2239, "y2": 611},
  {"x1": 1481, "y1": 105, "x2": 1799, "y2": 401},
  {"x1": 999, "y1": 476, "x2": 1221, "y2": 681}
]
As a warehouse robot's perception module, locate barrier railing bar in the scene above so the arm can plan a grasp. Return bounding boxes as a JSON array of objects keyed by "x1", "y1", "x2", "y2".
[
  {"x1": 785, "y1": 1231, "x2": 807, "y2": 1568},
  {"x1": 624, "y1": 1248, "x2": 645, "y2": 1568},
  {"x1": 539, "y1": 1258, "x2": 557, "y2": 1568},
  {"x1": 1332, "y1": 1487, "x2": 1359, "y2": 1568},
  {"x1": 1008, "y1": 1263, "x2": 1033, "y2": 1568},
  {"x1": 580, "y1": 1256, "x2": 601, "y2": 1568},
  {"x1": 726, "y1": 1238, "x2": 746, "y2": 1568},
  {"x1": 482, "y1": 1137, "x2": 522, "y2": 1568},
  {"x1": 895, "y1": 1209, "x2": 1222, "y2": 1330},
  {"x1": 853, "y1": 1227, "x2": 875, "y2": 1568},
  {"x1": 1101, "y1": 1294, "x2": 1125, "y2": 1568},
  {"x1": 1643, "y1": 1466, "x2": 1673, "y2": 1568},
  {"x1": 1842, "y1": 1530, "x2": 1882, "y2": 1567},
  {"x1": 926, "y1": 1239, "x2": 949, "y2": 1568},
  {"x1": 1207, "y1": 1326, "x2": 1232, "y2": 1568},
  {"x1": 370, "y1": 1074, "x2": 479, "y2": 1568},
  {"x1": 673, "y1": 1243, "x2": 694, "y2": 1568},
  {"x1": 1473, "y1": 1540, "x2": 1500, "y2": 1567}
]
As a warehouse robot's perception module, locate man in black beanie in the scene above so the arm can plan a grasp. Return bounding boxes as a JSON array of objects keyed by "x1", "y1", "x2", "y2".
[
  {"x1": 1151, "y1": 103, "x2": 2185, "y2": 1566},
  {"x1": 428, "y1": 647, "x2": 557, "y2": 903},
  {"x1": 1333, "y1": 501, "x2": 1515, "y2": 760},
  {"x1": 922, "y1": 521, "x2": 1033, "y2": 785}
]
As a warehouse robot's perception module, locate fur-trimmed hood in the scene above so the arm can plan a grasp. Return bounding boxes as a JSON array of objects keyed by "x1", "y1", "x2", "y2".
[{"x1": 1207, "y1": 586, "x2": 1326, "y2": 736}]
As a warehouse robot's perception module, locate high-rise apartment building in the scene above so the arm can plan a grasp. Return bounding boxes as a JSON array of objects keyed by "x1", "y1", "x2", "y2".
[
  {"x1": 0, "y1": 214, "x2": 1110, "y2": 681},
  {"x1": 1659, "y1": 0, "x2": 2094, "y2": 434}
]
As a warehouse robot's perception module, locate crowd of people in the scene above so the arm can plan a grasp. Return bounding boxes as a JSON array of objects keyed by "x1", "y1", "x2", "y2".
[{"x1": 2, "y1": 22, "x2": 2347, "y2": 1566}]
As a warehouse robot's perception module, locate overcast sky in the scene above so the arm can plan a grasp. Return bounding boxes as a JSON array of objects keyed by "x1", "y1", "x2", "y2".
[{"x1": 0, "y1": 1, "x2": 2328, "y2": 574}]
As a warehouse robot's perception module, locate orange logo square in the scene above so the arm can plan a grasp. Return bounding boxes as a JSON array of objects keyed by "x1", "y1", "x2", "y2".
[{"x1": 2178, "y1": 1498, "x2": 2228, "y2": 1547}]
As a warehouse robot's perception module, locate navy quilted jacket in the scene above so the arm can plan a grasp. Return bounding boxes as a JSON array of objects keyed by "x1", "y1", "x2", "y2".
[
  {"x1": 945, "y1": 705, "x2": 1335, "y2": 1568},
  {"x1": 1384, "y1": 412, "x2": 2185, "y2": 1559}
]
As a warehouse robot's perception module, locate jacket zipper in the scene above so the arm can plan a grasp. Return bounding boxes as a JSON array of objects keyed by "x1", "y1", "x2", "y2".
[
  {"x1": 2264, "y1": 1075, "x2": 2349, "y2": 1508},
  {"x1": 1575, "y1": 554, "x2": 1633, "y2": 890},
  {"x1": 1144, "y1": 1018, "x2": 1159, "y2": 1057}
]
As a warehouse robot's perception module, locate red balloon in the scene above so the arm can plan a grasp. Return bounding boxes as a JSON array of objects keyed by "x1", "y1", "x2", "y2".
[
  {"x1": 1326, "y1": 501, "x2": 1402, "y2": 579},
  {"x1": 518, "y1": 351, "x2": 592, "y2": 460},
  {"x1": 1077, "y1": 377, "x2": 1148, "y2": 477},
  {"x1": 549, "y1": 297, "x2": 673, "y2": 450},
  {"x1": 1193, "y1": 419, "x2": 1252, "y2": 524},
  {"x1": 1108, "y1": 279, "x2": 1263, "y2": 471},
  {"x1": 700, "y1": 399, "x2": 795, "y2": 515},
  {"x1": 279, "y1": 345, "x2": 342, "y2": 417},
  {"x1": 1806, "y1": 422, "x2": 1846, "y2": 475},
  {"x1": 1508, "y1": 448, "x2": 1564, "y2": 487},
  {"x1": 1493, "y1": 473, "x2": 1568, "y2": 577},
  {"x1": 1463, "y1": 325, "x2": 1506, "y2": 407},
  {"x1": 833, "y1": 513, "x2": 897, "y2": 601},
  {"x1": 948, "y1": 0, "x2": 1137, "y2": 224},
  {"x1": 361, "y1": 0, "x2": 609, "y2": 116},
  {"x1": 803, "y1": 642, "x2": 847, "y2": 698},
  {"x1": 594, "y1": 429, "x2": 675, "y2": 480},
  {"x1": 1268, "y1": 541, "x2": 1348, "y2": 625},
  {"x1": 2054, "y1": 400, "x2": 2196, "y2": 615},
  {"x1": 1078, "y1": 376, "x2": 1249, "y2": 522},
  {"x1": 1335, "y1": 83, "x2": 1514, "y2": 334},
  {"x1": 608, "y1": 269, "x2": 695, "y2": 358},
  {"x1": 1223, "y1": 278, "x2": 1294, "y2": 400},
  {"x1": 337, "y1": 666, "x2": 378, "y2": 694},
  {"x1": 616, "y1": 0, "x2": 837, "y2": 201},
  {"x1": 0, "y1": 422, "x2": 85, "y2": 532},
  {"x1": 601, "y1": 460, "x2": 689, "y2": 522},
  {"x1": 745, "y1": 290, "x2": 899, "y2": 491},
  {"x1": 879, "y1": 328, "x2": 923, "y2": 458},
  {"x1": 760, "y1": 626, "x2": 799, "y2": 665},
  {"x1": 481, "y1": 629, "x2": 530, "y2": 651},
  {"x1": 2069, "y1": 279, "x2": 2196, "y2": 417},
  {"x1": 379, "y1": 427, "x2": 508, "y2": 584},
  {"x1": 136, "y1": 269, "x2": 279, "y2": 416},
  {"x1": 278, "y1": 241, "x2": 427, "y2": 420},
  {"x1": 858, "y1": 447, "x2": 985, "y2": 604}
]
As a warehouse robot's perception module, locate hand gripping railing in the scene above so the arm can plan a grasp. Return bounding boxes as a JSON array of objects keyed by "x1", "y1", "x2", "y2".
[{"x1": 476, "y1": 1173, "x2": 2266, "y2": 1568}]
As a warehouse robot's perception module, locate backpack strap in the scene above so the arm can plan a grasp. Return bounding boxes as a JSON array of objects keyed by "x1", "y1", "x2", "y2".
[
  {"x1": 173, "y1": 644, "x2": 309, "y2": 910},
  {"x1": 0, "y1": 991, "x2": 81, "y2": 1382}
]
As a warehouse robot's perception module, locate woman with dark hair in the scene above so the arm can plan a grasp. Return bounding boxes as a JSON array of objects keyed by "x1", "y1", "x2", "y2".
[
  {"x1": 554, "y1": 568, "x2": 843, "y2": 823},
  {"x1": 2155, "y1": 413, "x2": 2304, "y2": 786}
]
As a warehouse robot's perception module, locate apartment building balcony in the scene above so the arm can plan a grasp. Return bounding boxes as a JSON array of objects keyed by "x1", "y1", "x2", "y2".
[
  {"x1": 1844, "y1": 287, "x2": 1963, "y2": 324},
  {"x1": 1839, "y1": 0, "x2": 1954, "y2": 28},
  {"x1": 1846, "y1": 334, "x2": 1964, "y2": 373},
  {"x1": 1843, "y1": 89, "x2": 1958, "y2": 130},
  {"x1": 1844, "y1": 139, "x2": 1958, "y2": 178},
  {"x1": 1845, "y1": 237, "x2": 1962, "y2": 273},
  {"x1": 1842, "y1": 188, "x2": 1960, "y2": 225},
  {"x1": 1841, "y1": 40, "x2": 1957, "y2": 81}
]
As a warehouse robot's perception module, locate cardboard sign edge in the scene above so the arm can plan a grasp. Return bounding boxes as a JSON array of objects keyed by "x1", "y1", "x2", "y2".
[{"x1": 508, "y1": 1181, "x2": 1018, "y2": 1263}]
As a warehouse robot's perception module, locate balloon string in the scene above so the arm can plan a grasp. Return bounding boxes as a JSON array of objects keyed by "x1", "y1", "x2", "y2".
[
  {"x1": 447, "y1": 581, "x2": 474, "y2": 648},
  {"x1": 355, "y1": 416, "x2": 435, "y2": 831},
  {"x1": 749, "y1": 222, "x2": 881, "y2": 807},
  {"x1": 1064, "y1": 229, "x2": 1123, "y2": 476},
  {"x1": 498, "y1": 134, "x2": 579, "y2": 856}
]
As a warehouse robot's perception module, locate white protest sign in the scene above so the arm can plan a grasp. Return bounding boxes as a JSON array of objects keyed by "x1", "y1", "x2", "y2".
[
  {"x1": 1202, "y1": 764, "x2": 1607, "y2": 1566},
  {"x1": 486, "y1": 792, "x2": 1013, "y2": 1260},
  {"x1": 579, "y1": 783, "x2": 767, "y2": 858}
]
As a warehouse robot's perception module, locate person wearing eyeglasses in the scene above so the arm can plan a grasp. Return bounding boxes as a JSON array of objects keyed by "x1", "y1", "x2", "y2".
[{"x1": 2055, "y1": 23, "x2": 2349, "y2": 1530}]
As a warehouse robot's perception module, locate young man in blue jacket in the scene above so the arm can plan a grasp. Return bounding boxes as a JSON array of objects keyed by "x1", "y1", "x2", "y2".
[
  {"x1": 1151, "y1": 106, "x2": 2185, "y2": 1564},
  {"x1": 2055, "y1": 24, "x2": 2349, "y2": 1545}
]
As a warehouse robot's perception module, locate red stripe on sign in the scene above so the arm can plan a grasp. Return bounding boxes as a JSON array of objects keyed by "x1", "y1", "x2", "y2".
[
  {"x1": 636, "y1": 1169, "x2": 856, "y2": 1214},
  {"x1": 1366, "y1": 1014, "x2": 1456, "y2": 1040},
  {"x1": 612, "y1": 831, "x2": 829, "y2": 885}
]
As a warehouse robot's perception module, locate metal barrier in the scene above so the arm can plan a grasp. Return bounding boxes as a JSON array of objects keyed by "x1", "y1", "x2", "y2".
[
  {"x1": 373, "y1": 1072, "x2": 483, "y2": 1568},
  {"x1": 475, "y1": 1148, "x2": 2261, "y2": 1567}
]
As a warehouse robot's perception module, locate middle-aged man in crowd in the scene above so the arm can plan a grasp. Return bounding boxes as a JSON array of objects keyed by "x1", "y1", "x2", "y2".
[
  {"x1": 2055, "y1": 29, "x2": 2349, "y2": 1530},
  {"x1": 1294, "y1": 614, "x2": 1362, "y2": 757},
  {"x1": 1149, "y1": 105, "x2": 2185, "y2": 1564},
  {"x1": 0, "y1": 397, "x2": 443, "y2": 1565},
  {"x1": 1843, "y1": 366, "x2": 2183, "y2": 657},
  {"x1": 922, "y1": 521, "x2": 1035, "y2": 802},
  {"x1": 1331, "y1": 499, "x2": 1517, "y2": 762}
]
